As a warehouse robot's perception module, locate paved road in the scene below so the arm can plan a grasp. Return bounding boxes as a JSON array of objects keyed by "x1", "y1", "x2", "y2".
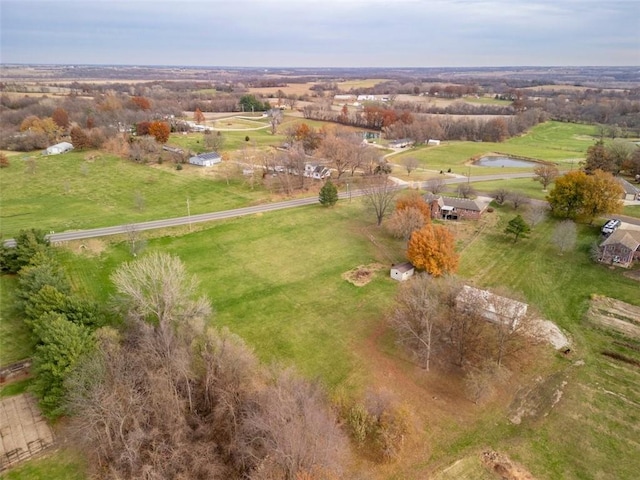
[{"x1": 12, "y1": 171, "x2": 634, "y2": 248}]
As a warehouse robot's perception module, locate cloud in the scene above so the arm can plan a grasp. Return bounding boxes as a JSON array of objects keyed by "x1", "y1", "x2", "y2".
[{"x1": 1, "y1": 0, "x2": 638, "y2": 66}]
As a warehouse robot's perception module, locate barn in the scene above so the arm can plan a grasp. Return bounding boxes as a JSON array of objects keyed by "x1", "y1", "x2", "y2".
[{"x1": 189, "y1": 152, "x2": 221, "y2": 167}]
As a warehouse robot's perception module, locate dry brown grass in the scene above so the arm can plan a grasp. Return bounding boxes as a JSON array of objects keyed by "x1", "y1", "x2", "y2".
[{"x1": 341, "y1": 263, "x2": 385, "y2": 287}]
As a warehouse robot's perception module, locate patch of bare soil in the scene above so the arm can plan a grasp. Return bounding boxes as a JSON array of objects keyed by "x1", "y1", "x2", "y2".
[
  {"x1": 65, "y1": 238, "x2": 107, "y2": 256},
  {"x1": 587, "y1": 295, "x2": 640, "y2": 340},
  {"x1": 623, "y1": 269, "x2": 640, "y2": 282},
  {"x1": 342, "y1": 263, "x2": 385, "y2": 287},
  {"x1": 508, "y1": 371, "x2": 568, "y2": 425},
  {"x1": 481, "y1": 450, "x2": 537, "y2": 480}
]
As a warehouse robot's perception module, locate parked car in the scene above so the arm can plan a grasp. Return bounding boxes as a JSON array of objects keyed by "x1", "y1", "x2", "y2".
[{"x1": 601, "y1": 219, "x2": 621, "y2": 235}]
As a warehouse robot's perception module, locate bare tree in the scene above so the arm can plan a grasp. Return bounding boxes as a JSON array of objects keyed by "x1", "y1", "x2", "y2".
[
  {"x1": 388, "y1": 273, "x2": 444, "y2": 371},
  {"x1": 385, "y1": 207, "x2": 425, "y2": 241},
  {"x1": 269, "y1": 109, "x2": 283, "y2": 135},
  {"x1": 426, "y1": 177, "x2": 447, "y2": 195},
  {"x1": 361, "y1": 175, "x2": 398, "y2": 226},
  {"x1": 533, "y1": 164, "x2": 559, "y2": 190},
  {"x1": 110, "y1": 251, "x2": 211, "y2": 326},
  {"x1": 491, "y1": 188, "x2": 510, "y2": 205},
  {"x1": 508, "y1": 191, "x2": 530, "y2": 210},
  {"x1": 524, "y1": 203, "x2": 548, "y2": 227},
  {"x1": 401, "y1": 156, "x2": 420, "y2": 175},
  {"x1": 124, "y1": 223, "x2": 145, "y2": 257},
  {"x1": 238, "y1": 368, "x2": 348, "y2": 479},
  {"x1": 204, "y1": 130, "x2": 225, "y2": 152},
  {"x1": 551, "y1": 220, "x2": 577, "y2": 254},
  {"x1": 457, "y1": 183, "x2": 476, "y2": 199}
]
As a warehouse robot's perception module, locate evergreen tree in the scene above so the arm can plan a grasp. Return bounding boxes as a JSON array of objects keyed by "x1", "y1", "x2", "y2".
[
  {"x1": 504, "y1": 215, "x2": 531, "y2": 242},
  {"x1": 319, "y1": 179, "x2": 338, "y2": 207}
]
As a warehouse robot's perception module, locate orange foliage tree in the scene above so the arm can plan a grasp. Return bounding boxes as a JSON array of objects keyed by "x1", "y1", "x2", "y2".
[
  {"x1": 395, "y1": 191, "x2": 432, "y2": 221},
  {"x1": 148, "y1": 121, "x2": 171, "y2": 144},
  {"x1": 194, "y1": 108, "x2": 205, "y2": 124},
  {"x1": 407, "y1": 224, "x2": 458, "y2": 277},
  {"x1": 130, "y1": 96, "x2": 152, "y2": 111}
]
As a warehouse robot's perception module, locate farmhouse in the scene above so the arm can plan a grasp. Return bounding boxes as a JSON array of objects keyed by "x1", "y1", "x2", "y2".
[
  {"x1": 45, "y1": 142, "x2": 73, "y2": 155},
  {"x1": 423, "y1": 194, "x2": 492, "y2": 220},
  {"x1": 617, "y1": 178, "x2": 640, "y2": 201},
  {"x1": 390, "y1": 262, "x2": 415, "y2": 282},
  {"x1": 389, "y1": 138, "x2": 414, "y2": 149},
  {"x1": 457, "y1": 285, "x2": 528, "y2": 331},
  {"x1": 598, "y1": 228, "x2": 640, "y2": 268},
  {"x1": 304, "y1": 163, "x2": 331, "y2": 180},
  {"x1": 189, "y1": 152, "x2": 221, "y2": 167}
]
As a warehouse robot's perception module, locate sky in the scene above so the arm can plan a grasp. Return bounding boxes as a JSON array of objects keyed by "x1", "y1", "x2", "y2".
[{"x1": 1, "y1": 0, "x2": 639, "y2": 67}]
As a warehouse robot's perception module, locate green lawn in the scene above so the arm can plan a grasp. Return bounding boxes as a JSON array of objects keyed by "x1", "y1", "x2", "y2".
[
  {"x1": 390, "y1": 121, "x2": 598, "y2": 175},
  {"x1": 0, "y1": 275, "x2": 32, "y2": 365},
  {"x1": 0, "y1": 449, "x2": 86, "y2": 480},
  {"x1": 0, "y1": 151, "x2": 270, "y2": 238},
  {"x1": 457, "y1": 204, "x2": 640, "y2": 480}
]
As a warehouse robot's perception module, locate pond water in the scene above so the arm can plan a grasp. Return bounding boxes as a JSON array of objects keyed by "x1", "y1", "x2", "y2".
[{"x1": 475, "y1": 156, "x2": 539, "y2": 168}]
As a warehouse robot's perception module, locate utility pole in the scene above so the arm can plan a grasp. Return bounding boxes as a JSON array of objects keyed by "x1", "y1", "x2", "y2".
[{"x1": 187, "y1": 197, "x2": 192, "y2": 232}]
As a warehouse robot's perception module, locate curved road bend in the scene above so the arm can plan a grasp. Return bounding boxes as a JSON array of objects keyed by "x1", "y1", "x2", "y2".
[{"x1": 3, "y1": 172, "x2": 539, "y2": 247}]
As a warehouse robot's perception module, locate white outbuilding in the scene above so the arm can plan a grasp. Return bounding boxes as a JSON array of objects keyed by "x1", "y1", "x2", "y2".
[
  {"x1": 45, "y1": 142, "x2": 74, "y2": 155},
  {"x1": 390, "y1": 262, "x2": 415, "y2": 282},
  {"x1": 189, "y1": 152, "x2": 222, "y2": 167}
]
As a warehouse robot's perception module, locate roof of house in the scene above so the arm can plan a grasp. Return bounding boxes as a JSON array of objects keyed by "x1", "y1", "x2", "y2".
[
  {"x1": 424, "y1": 194, "x2": 491, "y2": 212},
  {"x1": 48, "y1": 142, "x2": 73, "y2": 150},
  {"x1": 191, "y1": 152, "x2": 221, "y2": 161},
  {"x1": 392, "y1": 262, "x2": 414, "y2": 273},
  {"x1": 617, "y1": 178, "x2": 640, "y2": 195},
  {"x1": 600, "y1": 228, "x2": 640, "y2": 251},
  {"x1": 457, "y1": 285, "x2": 528, "y2": 328}
]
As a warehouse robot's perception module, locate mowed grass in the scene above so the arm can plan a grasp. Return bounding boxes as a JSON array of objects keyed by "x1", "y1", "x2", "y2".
[
  {"x1": 0, "y1": 275, "x2": 32, "y2": 365},
  {"x1": 391, "y1": 121, "x2": 598, "y2": 175},
  {"x1": 62, "y1": 201, "x2": 400, "y2": 390},
  {"x1": 0, "y1": 151, "x2": 269, "y2": 238},
  {"x1": 458, "y1": 206, "x2": 640, "y2": 480},
  {"x1": 0, "y1": 449, "x2": 86, "y2": 480}
]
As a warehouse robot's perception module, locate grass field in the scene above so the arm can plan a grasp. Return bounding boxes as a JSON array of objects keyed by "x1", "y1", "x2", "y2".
[
  {"x1": 0, "y1": 151, "x2": 270, "y2": 238},
  {"x1": 390, "y1": 121, "x2": 598, "y2": 176},
  {"x1": 1, "y1": 449, "x2": 86, "y2": 480},
  {"x1": 0, "y1": 275, "x2": 32, "y2": 365}
]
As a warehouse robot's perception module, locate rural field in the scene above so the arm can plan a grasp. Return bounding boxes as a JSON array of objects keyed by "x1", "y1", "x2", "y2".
[
  {"x1": 3, "y1": 193, "x2": 639, "y2": 479},
  {"x1": 1, "y1": 117, "x2": 639, "y2": 479}
]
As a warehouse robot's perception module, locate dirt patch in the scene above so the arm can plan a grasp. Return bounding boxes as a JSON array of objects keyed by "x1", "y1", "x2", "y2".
[
  {"x1": 508, "y1": 372, "x2": 568, "y2": 425},
  {"x1": 65, "y1": 238, "x2": 107, "y2": 256},
  {"x1": 587, "y1": 295, "x2": 640, "y2": 340},
  {"x1": 342, "y1": 263, "x2": 385, "y2": 287},
  {"x1": 481, "y1": 450, "x2": 536, "y2": 480},
  {"x1": 623, "y1": 269, "x2": 640, "y2": 282}
]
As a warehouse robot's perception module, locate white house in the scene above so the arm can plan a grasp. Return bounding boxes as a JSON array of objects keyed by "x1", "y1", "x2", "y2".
[
  {"x1": 390, "y1": 262, "x2": 415, "y2": 282},
  {"x1": 304, "y1": 163, "x2": 331, "y2": 180},
  {"x1": 45, "y1": 142, "x2": 74, "y2": 155},
  {"x1": 189, "y1": 152, "x2": 221, "y2": 167},
  {"x1": 427, "y1": 139, "x2": 441, "y2": 146}
]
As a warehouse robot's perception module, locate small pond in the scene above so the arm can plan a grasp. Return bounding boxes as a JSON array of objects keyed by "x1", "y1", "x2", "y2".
[{"x1": 475, "y1": 156, "x2": 539, "y2": 168}]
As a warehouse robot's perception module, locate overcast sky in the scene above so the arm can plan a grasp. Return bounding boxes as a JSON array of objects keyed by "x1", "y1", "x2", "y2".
[{"x1": 1, "y1": 0, "x2": 638, "y2": 67}]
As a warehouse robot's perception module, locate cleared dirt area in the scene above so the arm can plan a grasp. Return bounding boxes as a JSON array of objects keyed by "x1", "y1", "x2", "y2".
[
  {"x1": 342, "y1": 263, "x2": 385, "y2": 287},
  {"x1": 587, "y1": 295, "x2": 640, "y2": 340},
  {"x1": 0, "y1": 394, "x2": 54, "y2": 471}
]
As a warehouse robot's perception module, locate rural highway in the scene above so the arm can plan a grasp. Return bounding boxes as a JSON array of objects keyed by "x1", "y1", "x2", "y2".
[{"x1": 2, "y1": 172, "x2": 539, "y2": 247}]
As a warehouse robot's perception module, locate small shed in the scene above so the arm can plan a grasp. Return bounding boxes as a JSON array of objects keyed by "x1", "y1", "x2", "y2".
[
  {"x1": 390, "y1": 262, "x2": 415, "y2": 282},
  {"x1": 189, "y1": 152, "x2": 221, "y2": 167},
  {"x1": 45, "y1": 142, "x2": 73, "y2": 155},
  {"x1": 427, "y1": 139, "x2": 441, "y2": 146}
]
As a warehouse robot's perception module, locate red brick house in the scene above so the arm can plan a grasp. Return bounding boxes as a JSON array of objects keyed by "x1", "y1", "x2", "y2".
[
  {"x1": 598, "y1": 228, "x2": 640, "y2": 268},
  {"x1": 423, "y1": 194, "x2": 491, "y2": 220}
]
